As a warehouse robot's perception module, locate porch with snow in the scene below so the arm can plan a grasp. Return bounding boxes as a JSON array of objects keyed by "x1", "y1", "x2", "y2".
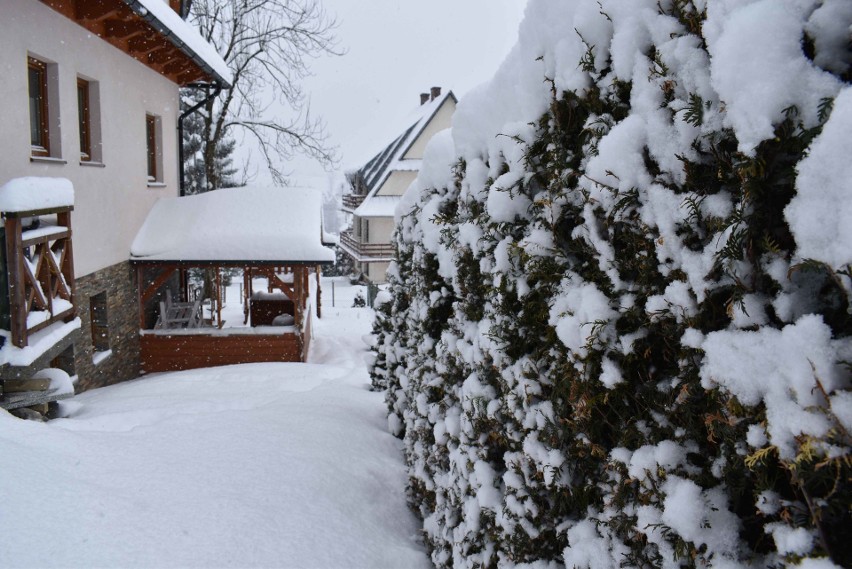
[{"x1": 130, "y1": 187, "x2": 334, "y2": 372}]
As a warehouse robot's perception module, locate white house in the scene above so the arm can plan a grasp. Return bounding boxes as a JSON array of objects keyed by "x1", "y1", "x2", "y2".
[
  {"x1": 340, "y1": 87, "x2": 456, "y2": 283},
  {"x1": 0, "y1": 0, "x2": 230, "y2": 410}
]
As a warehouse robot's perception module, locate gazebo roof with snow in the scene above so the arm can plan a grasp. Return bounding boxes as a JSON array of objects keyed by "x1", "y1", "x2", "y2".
[{"x1": 130, "y1": 186, "x2": 335, "y2": 266}]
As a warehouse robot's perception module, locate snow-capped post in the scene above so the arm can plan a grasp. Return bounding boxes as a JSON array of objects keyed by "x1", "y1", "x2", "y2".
[{"x1": 0, "y1": 177, "x2": 76, "y2": 348}]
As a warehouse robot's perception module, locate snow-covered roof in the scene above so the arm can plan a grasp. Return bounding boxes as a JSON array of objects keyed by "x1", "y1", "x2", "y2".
[
  {"x1": 125, "y1": 0, "x2": 232, "y2": 86},
  {"x1": 353, "y1": 195, "x2": 400, "y2": 218},
  {"x1": 0, "y1": 177, "x2": 74, "y2": 213},
  {"x1": 131, "y1": 186, "x2": 334, "y2": 264},
  {"x1": 355, "y1": 91, "x2": 457, "y2": 197}
]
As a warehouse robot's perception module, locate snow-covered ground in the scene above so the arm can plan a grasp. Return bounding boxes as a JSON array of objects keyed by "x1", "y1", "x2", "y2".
[{"x1": 0, "y1": 277, "x2": 430, "y2": 568}]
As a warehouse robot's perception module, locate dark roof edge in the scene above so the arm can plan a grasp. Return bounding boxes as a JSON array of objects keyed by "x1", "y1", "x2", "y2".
[{"x1": 130, "y1": 259, "x2": 334, "y2": 267}]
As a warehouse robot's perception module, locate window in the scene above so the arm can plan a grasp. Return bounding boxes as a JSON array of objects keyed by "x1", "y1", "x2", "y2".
[
  {"x1": 363, "y1": 219, "x2": 370, "y2": 243},
  {"x1": 28, "y1": 57, "x2": 49, "y2": 156},
  {"x1": 90, "y1": 292, "x2": 110, "y2": 352},
  {"x1": 77, "y1": 77, "x2": 102, "y2": 164},
  {"x1": 146, "y1": 114, "x2": 163, "y2": 183},
  {"x1": 77, "y1": 79, "x2": 91, "y2": 161},
  {"x1": 27, "y1": 55, "x2": 61, "y2": 160}
]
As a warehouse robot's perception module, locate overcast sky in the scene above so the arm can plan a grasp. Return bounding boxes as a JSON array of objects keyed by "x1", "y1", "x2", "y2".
[{"x1": 278, "y1": 0, "x2": 528, "y2": 180}]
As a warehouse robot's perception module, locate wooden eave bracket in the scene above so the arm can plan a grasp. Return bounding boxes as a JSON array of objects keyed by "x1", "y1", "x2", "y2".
[{"x1": 39, "y1": 0, "x2": 215, "y2": 86}]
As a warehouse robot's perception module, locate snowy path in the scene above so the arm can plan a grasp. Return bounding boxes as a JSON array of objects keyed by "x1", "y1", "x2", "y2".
[{"x1": 0, "y1": 278, "x2": 430, "y2": 568}]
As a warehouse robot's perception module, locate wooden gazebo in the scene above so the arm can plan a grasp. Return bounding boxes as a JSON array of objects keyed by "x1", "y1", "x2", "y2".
[{"x1": 130, "y1": 186, "x2": 335, "y2": 372}]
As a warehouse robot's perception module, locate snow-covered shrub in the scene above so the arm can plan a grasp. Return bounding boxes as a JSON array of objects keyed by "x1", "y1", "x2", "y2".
[{"x1": 373, "y1": 1, "x2": 851, "y2": 567}]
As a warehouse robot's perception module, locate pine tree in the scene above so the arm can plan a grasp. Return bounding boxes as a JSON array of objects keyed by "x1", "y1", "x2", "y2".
[{"x1": 181, "y1": 90, "x2": 240, "y2": 194}]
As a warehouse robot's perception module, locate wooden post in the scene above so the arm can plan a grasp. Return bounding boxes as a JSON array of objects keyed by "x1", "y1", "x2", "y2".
[
  {"x1": 215, "y1": 267, "x2": 223, "y2": 328},
  {"x1": 243, "y1": 267, "x2": 251, "y2": 325},
  {"x1": 178, "y1": 267, "x2": 187, "y2": 302},
  {"x1": 5, "y1": 217, "x2": 27, "y2": 347},
  {"x1": 137, "y1": 265, "x2": 146, "y2": 329},
  {"x1": 315, "y1": 265, "x2": 322, "y2": 318},
  {"x1": 57, "y1": 211, "x2": 76, "y2": 319},
  {"x1": 294, "y1": 266, "x2": 303, "y2": 330},
  {"x1": 303, "y1": 267, "x2": 309, "y2": 314}
]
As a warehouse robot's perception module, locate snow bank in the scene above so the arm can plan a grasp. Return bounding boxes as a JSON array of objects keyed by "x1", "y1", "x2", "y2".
[{"x1": 0, "y1": 279, "x2": 429, "y2": 568}]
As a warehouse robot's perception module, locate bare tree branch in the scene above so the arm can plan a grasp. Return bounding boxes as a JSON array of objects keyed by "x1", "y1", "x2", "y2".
[{"x1": 186, "y1": 0, "x2": 341, "y2": 190}]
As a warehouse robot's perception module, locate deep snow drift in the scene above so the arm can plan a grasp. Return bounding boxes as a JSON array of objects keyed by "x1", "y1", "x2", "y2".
[{"x1": 0, "y1": 278, "x2": 430, "y2": 568}]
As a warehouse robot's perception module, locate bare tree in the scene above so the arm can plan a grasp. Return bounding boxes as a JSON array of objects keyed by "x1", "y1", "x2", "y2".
[{"x1": 187, "y1": 0, "x2": 340, "y2": 188}]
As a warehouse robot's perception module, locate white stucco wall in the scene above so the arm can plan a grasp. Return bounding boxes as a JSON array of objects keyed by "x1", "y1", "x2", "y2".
[
  {"x1": 0, "y1": 0, "x2": 180, "y2": 278},
  {"x1": 376, "y1": 170, "x2": 417, "y2": 197},
  {"x1": 367, "y1": 262, "x2": 390, "y2": 284},
  {"x1": 402, "y1": 98, "x2": 456, "y2": 160},
  {"x1": 366, "y1": 217, "x2": 395, "y2": 244}
]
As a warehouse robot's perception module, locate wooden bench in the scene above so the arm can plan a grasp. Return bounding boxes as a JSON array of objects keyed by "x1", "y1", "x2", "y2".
[{"x1": 155, "y1": 290, "x2": 203, "y2": 329}]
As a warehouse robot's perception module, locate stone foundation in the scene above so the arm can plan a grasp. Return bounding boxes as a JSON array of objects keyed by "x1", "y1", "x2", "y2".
[{"x1": 73, "y1": 261, "x2": 142, "y2": 392}]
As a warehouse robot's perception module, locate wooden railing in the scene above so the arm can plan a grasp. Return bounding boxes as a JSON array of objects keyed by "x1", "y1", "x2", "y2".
[
  {"x1": 339, "y1": 231, "x2": 395, "y2": 260},
  {"x1": 341, "y1": 193, "x2": 367, "y2": 210},
  {"x1": 3, "y1": 207, "x2": 76, "y2": 348}
]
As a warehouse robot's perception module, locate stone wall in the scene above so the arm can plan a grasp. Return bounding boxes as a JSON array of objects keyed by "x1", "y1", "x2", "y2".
[{"x1": 74, "y1": 261, "x2": 141, "y2": 392}]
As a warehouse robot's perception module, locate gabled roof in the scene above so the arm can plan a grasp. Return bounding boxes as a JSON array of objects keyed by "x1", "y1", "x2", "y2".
[
  {"x1": 352, "y1": 90, "x2": 457, "y2": 216},
  {"x1": 42, "y1": 0, "x2": 231, "y2": 86},
  {"x1": 131, "y1": 186, "x2": 334, "y2": 264}
]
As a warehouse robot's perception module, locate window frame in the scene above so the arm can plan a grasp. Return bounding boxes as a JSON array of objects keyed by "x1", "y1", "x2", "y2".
[
  {"x1": 28, "y1": 57, "x2": 50, "y2": 157},
  {"x1": 77, "y1": 78, "x2": 92, "y2": 162},
  {"x1": 146, "y1": 114, "x2": 161, "y2": 183}
]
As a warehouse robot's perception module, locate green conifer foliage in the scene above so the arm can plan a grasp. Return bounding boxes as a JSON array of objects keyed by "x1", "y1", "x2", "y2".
[{"x1": 372, "y1": 1, "x2": 851, "y2": 567}]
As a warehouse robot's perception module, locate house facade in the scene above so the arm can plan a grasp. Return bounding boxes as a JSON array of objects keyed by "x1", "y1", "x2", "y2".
[
  {"x1": 0, "y1": 0, "x2": 230, "y2": 408},
  {"x1": 340, "y1": 87, "x2": 456, "y2": 283}
]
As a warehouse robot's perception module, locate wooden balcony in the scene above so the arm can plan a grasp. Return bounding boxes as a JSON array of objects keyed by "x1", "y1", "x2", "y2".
[
  {"x1": 341, "y1": 193, "x2": 367, "y2": 211},
  {"x1": 2, "y1": 207, "x2": 76, "y2": 348},
  {"x1": 339, "y1": 231, "x2": 395, "y2": 261}
]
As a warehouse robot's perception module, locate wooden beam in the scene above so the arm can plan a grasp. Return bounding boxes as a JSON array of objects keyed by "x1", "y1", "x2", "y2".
[
  {"x1": 215, "y1": 268, "x2": 223, "y2": 329},
  {"x1": 103, "y1": 19, "x2": 150, "y2": 40},
  {"x1": 27, "y1": 308, "x2": 75, "y2": 336},
  {"x1": 57, "y1": 212, "x2": 76, "y2": 320},
  {"x1": 140, "y1": 266, "x2": 177, "y2": 303},
  {"x1": 5, "y1": 218, "x2": 27, "y2": 347},
  {"x1": 162, "y1": 59, "x2": 194, "y2": 76},
  {"x1": 23, "y1": 255, "x2": 49, "y2": 313},
  {"x1": 147, "y1": 45, "x2": 178, "y2": 65},
  {"x1": 316, "y1": 265, "x2": 322, "y2": 319},
  {"x1": 128, "y1": 34, "x2": 165, "y2": 54},
  {"x1": 22, "y1": 228, "x2": 70, "y2": 248},
  {"x1": 75, "y1": 0, "x2": 123, "y2": 22}
]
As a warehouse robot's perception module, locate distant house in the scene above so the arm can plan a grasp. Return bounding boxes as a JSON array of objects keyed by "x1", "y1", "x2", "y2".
[
  {"x1": 0, "y1": 0, "x2": 231, "y2": 413},
  {"x1": 340, "y1": 87, "x2": 456, "y2": 283}
]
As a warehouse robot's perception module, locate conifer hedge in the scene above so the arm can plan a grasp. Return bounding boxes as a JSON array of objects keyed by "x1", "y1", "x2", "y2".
[{"x1": 372, "y1": 2, "x2": 851, "y2": 567}]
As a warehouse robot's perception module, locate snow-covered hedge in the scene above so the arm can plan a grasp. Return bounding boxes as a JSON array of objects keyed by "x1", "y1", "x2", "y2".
[{"x1": 371, "y1": 1, "x2": 851, "y2": 567}]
